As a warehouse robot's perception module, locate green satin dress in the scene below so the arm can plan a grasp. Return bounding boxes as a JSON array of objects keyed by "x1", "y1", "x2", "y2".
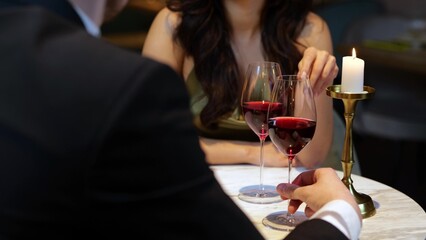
[
  {"x1": 185, "y1": 69, "x2": 361, "y2": 174},
  {"x1": 186, "y1": 69, "x2": 258, "y2": 141}
]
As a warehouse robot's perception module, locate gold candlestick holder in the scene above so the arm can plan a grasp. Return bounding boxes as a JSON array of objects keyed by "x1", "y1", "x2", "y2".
[{"x1": 326, "y1": 85, "x2": 376, "y2": 218}]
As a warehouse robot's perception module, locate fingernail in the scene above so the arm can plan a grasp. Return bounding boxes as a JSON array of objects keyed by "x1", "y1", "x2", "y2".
[
  {"x1": 277, "y1": 183, "x2": 297, "y2": 194},
  {"x1": 276, "y1": 183, "x2": 289, "y2": 193},
  {"x1": 301, "y1": 71, "x2": 307, "y2": 80}
]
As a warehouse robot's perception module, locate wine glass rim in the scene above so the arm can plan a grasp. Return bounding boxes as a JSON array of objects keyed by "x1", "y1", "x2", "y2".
[
  {"x1": 247, "y1": 61, "x2": 281, "y2": 66},
  {"x1": 276, "y1": 74, "x2": 309, "y2": 81}
]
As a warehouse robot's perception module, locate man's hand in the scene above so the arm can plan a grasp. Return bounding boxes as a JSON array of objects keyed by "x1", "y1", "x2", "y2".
[{"x1": 276, "y1": 168, "x2": 361, "y2": 219}]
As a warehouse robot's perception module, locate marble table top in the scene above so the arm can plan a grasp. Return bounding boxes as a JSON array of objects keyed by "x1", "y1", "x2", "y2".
[{"x1": 210, "y1": 165, "x2": 426, "y2": 240}]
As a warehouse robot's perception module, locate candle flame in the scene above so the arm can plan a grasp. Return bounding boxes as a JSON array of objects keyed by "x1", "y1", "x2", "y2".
[{"x1": 352, "y1": 48, "x2": 356, "y2": 59}]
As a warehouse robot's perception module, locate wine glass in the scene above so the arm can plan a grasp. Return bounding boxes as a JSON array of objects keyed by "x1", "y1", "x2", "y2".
[
  {"x1": 262, "y1": 74, "x2": 317, "y2": 231},
  {"x1": 238, "y1": 61, "x2": 283, "y2": 204}
]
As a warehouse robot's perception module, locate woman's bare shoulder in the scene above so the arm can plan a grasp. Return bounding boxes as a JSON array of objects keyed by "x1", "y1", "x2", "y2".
[
  {"x1": 298, "y1": 12, "x2": 332, "y2": 50},
  {"x1": 153, "y1": 7, "x2": 181, "y2": 31},
  {"x1": 304, "y1": 12, "x2": 329, "y2": 37},
  {"x1": 142, "y1": 7, "x2": 184, "y2": 74}
]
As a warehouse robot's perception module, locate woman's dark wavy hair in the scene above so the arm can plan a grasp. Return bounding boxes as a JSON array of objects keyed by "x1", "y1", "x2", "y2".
[{"x1": 166, "y1": 0, "x2": 312, "y2": 128}]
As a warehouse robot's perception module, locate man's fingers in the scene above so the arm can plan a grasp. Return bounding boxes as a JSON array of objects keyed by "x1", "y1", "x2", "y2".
[
  {"x1": 277, "y1": 183, "x2": 310, "y2": 203},
  {"x1": 288, "y1": 199, "x2": 303, "y2": 214},
  {"x1": 305, "y1": 206, "x2": 315, "y2": 218},
  {"x1": 291, "y1": 170, "x2": 316, "y2": 186},
  {"x1": 276, "y1": 183, "x2": 298, "y2": 199},
  {"x1": 277, "y1": 183, "x2": 310, "y2": 214}
]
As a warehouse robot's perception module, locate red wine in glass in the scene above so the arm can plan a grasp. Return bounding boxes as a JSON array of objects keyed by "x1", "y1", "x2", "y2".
[
  {"x1": 268, "y1": 117, "x2": 316, "y2": 156},
  {"x1": 238, "y1": 61, "x2": 283, "y2": 204},
  {"x1": 242, "y1": 101, "x2": 283, "y2": 141},
  {"x1": 262, "y1": 74, "x2": 317, "y2": 231}
]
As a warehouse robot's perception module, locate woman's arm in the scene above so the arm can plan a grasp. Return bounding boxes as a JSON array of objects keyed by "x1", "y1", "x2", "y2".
[
  {"x1": 295, "y1": 12, "x2": 337, "y2": 168},
  {"x1": 200, "y1": 137, "x2": 288, "y2": 167}
]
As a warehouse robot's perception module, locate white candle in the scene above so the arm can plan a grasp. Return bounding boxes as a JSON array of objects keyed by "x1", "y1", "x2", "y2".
[{"x1": 341, "y1": 48, "x2": 364, "y2": 92}]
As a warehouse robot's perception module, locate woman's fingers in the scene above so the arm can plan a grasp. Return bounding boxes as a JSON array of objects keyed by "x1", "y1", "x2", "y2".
[{"x1": 298, "y1": 47, "x2": 338, "y2": 96}]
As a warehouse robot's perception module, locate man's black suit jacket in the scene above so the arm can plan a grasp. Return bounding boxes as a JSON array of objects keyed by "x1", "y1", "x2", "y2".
[{"x1": 0, "y1": 2, "x2": 348, "y2": 240}]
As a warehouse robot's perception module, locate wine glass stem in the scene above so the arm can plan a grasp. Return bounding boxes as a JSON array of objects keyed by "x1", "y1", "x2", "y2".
[
  {"x1": 287, "y1": 156, "x2": 294, "y2": 184},
  {"x1": 287, "y1": 155, "x2": 296, "y2": 224},
  {"x1": 259, "y1": 138, "x2": 265, "y2": 191}
]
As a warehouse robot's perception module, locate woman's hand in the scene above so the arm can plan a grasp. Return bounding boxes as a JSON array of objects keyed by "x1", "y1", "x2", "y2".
[{"x1": 298, "y1": 47, "x2": 339, "y2": 96}]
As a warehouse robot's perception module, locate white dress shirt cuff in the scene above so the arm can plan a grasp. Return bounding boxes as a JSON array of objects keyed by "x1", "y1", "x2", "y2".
[{"x1": 310, "y1": 199, "x2": 362, "y2": 240}]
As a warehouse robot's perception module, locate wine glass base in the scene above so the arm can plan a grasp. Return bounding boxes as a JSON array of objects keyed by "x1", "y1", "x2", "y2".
[
  {"x1": 262, "y1": 211, "x2": 308, "y2": 231},
  {"x1": 238, "y1": 185, "x2": 283, "y2": 204}
]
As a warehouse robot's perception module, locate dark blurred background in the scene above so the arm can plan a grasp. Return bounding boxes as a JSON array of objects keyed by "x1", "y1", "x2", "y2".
[{"x1": 101, "y1": 0, "x2": 426, "y2": 210}]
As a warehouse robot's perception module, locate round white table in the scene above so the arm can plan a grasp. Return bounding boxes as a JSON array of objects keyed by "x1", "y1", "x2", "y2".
[{"x1": 211, "y1": 165, "x2": 426, "y2": 240}]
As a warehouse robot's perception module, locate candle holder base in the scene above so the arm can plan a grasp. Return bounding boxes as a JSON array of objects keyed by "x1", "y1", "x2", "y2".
[
  {"x1": 326, "y1": 85, "x2": 376, "y2": 219},
  {"x1": 349, "y1": 183, "x2": 376, "y2": 218}
]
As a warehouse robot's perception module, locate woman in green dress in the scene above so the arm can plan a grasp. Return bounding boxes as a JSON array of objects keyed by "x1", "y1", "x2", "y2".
[{"x1": 142, "y1": 0, "x2": 339, "y2": 168}]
